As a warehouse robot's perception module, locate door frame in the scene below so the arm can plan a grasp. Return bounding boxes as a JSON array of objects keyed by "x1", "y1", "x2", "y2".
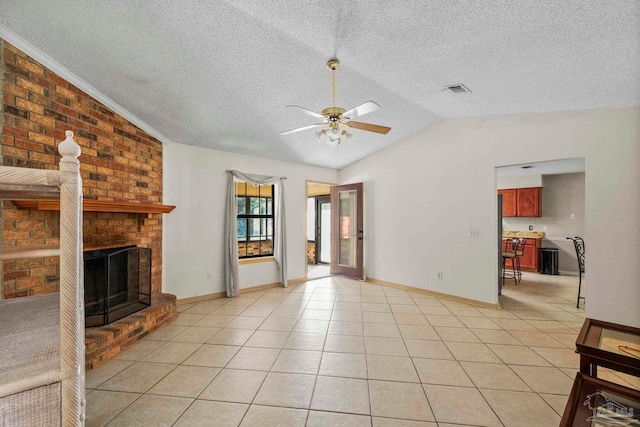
[
  {"x1": 495, "y1": 157, "x2": 586, "y2": 298},
  {"x1": 305, "y1": 180, "x2": 336, "y2": 280},
  {"x1": 315, "y1": 195, "x2": 331, "y2": 264}
]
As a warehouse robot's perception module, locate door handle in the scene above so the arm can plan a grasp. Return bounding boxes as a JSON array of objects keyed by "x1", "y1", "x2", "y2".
[{"x1": 358, "y1": 230, "x2": 363, "y2": 240}]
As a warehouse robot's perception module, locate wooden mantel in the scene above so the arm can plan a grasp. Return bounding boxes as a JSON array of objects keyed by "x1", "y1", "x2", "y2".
[{"x1": 12, "y1": 200, "x2": 175, "y2": 216}]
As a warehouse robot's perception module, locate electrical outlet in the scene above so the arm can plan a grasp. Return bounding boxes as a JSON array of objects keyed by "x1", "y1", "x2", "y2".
[
  {"x1": 543, "y1": 226, "x2": 548, "y2": 231},
  {"x1": 468, "y1": 229, "x2": 478, "y2": 238},
  {"x1": 436, "y1": 272, "x2": 443, "y2": 280},
  {"x1": 570, "y1": 213, "x2": 576, "y2": 219}
]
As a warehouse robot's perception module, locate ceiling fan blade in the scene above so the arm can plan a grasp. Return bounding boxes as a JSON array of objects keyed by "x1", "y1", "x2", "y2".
[
  {"x1": 342, "y1": 101, "x2": 381, "y2": 119},
  {"x1": 280, "y1": 123, "x2": 325, "y2": 136},
  {"x1": 347, "y1": 121, "x2": 391, "y2": 135},
  {"x1": 286, "y1": 105, "x2": 326, "y2": 119}
]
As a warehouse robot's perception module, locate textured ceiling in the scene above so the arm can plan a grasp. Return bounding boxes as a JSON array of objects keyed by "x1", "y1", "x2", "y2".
[{"x1": 1, "y1": 1, "x2": 638, "y2": 168}]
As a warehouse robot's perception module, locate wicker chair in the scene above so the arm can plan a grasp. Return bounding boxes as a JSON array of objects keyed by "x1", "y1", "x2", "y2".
[{"x1": 0, "y1": 131, "x2": 84, "y2": 426}]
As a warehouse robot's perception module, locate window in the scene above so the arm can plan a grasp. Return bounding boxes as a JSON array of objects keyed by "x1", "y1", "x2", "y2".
[{"x1": 236, "y1": 182, "x2": 274, "y2": 258}]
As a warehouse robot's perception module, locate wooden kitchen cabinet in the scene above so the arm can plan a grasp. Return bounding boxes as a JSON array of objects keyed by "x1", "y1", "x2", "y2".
[
  {"x1": 498, "y1": 189, "x2": 517, "y2": 217},
  {"x1": 498, "y1": 187, "x2": 542, "y2": 217},
  {"x1": 518, "y1": 238, "x2": 541, "y2": 272},
  {"x1": 516, "y1": 187, "x2": 542, "y2": 217}
]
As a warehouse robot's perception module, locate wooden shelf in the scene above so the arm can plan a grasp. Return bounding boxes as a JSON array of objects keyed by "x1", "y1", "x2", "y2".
[
  {"x1": 0, "y1": 245, "x2": 60, "y2": 261},
  {"x1": 12, "y1": 200, "x2": 175, "y2": 215}
]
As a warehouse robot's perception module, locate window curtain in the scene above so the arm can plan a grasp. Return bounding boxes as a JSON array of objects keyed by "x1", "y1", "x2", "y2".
[{"x1": 225, "y1": 170, "x2": 287, "y2": 297}]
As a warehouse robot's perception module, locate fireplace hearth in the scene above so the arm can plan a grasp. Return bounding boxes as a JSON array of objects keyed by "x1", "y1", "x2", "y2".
[{"x1": 84, "y1": 246, "x2": 151, "y2": 327}]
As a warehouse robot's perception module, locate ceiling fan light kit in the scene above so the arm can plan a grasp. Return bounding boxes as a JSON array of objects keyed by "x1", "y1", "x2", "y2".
[
  {"x1": 280, "y1": 59, "x2": 391, "y2": 145},
  {"x1": 315, "y1": 127, "x2": 353, "y2": 146}
]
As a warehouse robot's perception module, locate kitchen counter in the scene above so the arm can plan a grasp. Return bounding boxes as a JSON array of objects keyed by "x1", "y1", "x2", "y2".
[
  {"x1": 502, "y1": 231, "x2": 543, "y2": 272},
  {"x1": 502, "y1": 231, "x2": 545, "y2": 239}
]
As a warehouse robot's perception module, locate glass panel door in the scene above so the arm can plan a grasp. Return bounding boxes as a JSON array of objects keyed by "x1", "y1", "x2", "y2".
[
  {"x1": 338, "y1": 190, "x2": 357, "y2": 267},
  {"x1": 330, "y1": 183, "x2": 364, "y2": 279}
]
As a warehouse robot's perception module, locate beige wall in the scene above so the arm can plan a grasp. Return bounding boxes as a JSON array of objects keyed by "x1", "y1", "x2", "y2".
[
  {"x1": 340, "y1": 107, "x2": 640, "y2": 328},
  {"x1": 163, "y1": 144, "x2": 337, "y2": 299},
  {"x1": 307, "y1": 184, "x2": 331, "y2": 197},
  {"x1": 497, "y1": 175, "x2": 543, "y2": 189}
]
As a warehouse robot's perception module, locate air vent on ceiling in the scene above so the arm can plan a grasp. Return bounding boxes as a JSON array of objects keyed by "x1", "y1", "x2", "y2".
[{"x1": 446, "y1": 84, "x2": 471, "y2": 94}]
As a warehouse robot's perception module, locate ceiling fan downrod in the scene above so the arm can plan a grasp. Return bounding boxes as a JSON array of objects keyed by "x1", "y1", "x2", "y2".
[
  {"x1": 328, "y1": 59, "x2": 339, "y2": 109},
  {"x1": 321, "y1": 60, "x2": 346, "y2": 123}
]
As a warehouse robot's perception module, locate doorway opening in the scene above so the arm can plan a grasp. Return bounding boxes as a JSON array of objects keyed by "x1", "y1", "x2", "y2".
[
  {"x1": 496, "y1": 157, "x2": 586, "y2": 306},
  {"x1": 306, "y1": 181, "x2": 334, "y2": 280}
]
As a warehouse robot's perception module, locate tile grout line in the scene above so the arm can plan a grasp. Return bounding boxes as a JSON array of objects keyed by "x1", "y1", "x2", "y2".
[{"x1": 88, "y1": 272, "x2": 585, "y2": 426}]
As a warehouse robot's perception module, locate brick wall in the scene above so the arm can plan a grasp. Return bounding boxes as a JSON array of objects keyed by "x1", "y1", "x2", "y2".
[
  {"x1": 307, "y1": 241, "x2": 316, "y2": 264},
  {"x1": 1, "y1": 40, "x2": 164, "y2": 298},
  {"x1": 238, "y1": 240, "x2": 273, "y2": 258}
]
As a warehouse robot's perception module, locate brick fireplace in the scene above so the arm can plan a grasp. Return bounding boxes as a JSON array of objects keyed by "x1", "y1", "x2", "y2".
[{"x1": 1, "y1": 39, "x2": 176, "y2": 368}]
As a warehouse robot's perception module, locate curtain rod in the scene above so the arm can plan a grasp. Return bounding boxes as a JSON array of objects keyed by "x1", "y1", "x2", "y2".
[{"x1": 226, "y1": 170, "x2": 287, "y2": 179}]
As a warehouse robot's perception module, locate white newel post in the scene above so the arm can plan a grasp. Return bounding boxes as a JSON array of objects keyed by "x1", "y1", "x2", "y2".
[{"x1": 58, "y1": 130, "x2": 85, "y2": 426}]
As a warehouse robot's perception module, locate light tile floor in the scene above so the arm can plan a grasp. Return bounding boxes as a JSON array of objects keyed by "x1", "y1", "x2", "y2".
[
  {"x1": 85, "y1": 272, "x2": 621, "y2": 426},
  {"x1": 307, "y1": 264, "x2": 331, "y2": 280}
]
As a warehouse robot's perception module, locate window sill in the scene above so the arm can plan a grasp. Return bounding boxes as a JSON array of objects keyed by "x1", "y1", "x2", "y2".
[{"x1": 239, "y1": 257, "x2": 275, "y2": 265}]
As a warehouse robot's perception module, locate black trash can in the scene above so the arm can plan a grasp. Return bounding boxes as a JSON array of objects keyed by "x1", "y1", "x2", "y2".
[{"x1": 541, "y1": 248, "x2": 559, "y2": 275}]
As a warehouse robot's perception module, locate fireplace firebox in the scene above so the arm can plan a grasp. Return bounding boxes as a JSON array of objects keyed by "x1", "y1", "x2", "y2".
[{"x1": 84, "y1": 246, "x2": 151, "y2": 327}]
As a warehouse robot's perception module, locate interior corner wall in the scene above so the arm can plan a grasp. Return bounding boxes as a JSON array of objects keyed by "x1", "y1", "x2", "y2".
[
  {"x1": 339, "y1": 107, "x2": 640, "y2": 328},
  {"x1": 162, "y1": 143, "x2": 337, "y2": 299}
]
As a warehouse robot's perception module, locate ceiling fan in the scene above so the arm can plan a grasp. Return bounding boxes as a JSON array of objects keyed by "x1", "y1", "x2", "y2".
[{"x1": 280, "y1": 59, "x2": 391, "y2": 146}]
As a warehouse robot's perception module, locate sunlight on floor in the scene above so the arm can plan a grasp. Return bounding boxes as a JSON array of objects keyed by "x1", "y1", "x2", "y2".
[{"x1": 307, "y1": 264, "x2": 330, "y2": 280}]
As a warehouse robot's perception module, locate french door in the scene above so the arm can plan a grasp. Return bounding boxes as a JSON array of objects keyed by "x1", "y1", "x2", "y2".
[
  {"x1": 330, "y1": 183, "x2": 364, "y2": 279},
  {"x1": 315, "y1": 196, "x2": 331, "y2": 264}
]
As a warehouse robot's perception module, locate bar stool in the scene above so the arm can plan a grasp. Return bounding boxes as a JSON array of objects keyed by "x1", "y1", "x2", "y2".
[
  {"x1": 514, "y1": 238, "x2": 527, "y2": 281},
  {"x1": 502, "y1": 239, "x2": 518, "y2": 286},
  {"x1": 567, "y1": 237, "x2": 585, "y2": 308}
]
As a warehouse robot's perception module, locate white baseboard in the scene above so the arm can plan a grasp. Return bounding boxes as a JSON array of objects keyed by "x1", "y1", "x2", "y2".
[{"x1": 367, "y1": 277, "x2": 500, "y2": 310}]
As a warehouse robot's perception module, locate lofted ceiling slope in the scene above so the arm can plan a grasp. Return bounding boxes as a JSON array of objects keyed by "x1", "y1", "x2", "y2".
[{"x1": 1, "y1": 1, "x2": 638, "y2": 168}]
